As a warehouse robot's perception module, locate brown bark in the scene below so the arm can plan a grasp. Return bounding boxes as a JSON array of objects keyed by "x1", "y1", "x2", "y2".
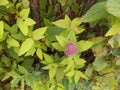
[{"x1": 29, "y1": 0, "x2": 40, "y2": 29}]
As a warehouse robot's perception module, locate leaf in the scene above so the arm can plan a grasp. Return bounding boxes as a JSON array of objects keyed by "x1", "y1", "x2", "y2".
[
  {"x1": 10, "y1": 24, "x2": 18, "y2": 34},
  {"x1": 20, "y1": 8, "x2": 30, "y2": 18},
  {"x1": 22, "y1": 0, "x2": 30, "y2": 8},
  {"x1": 74, "y1": 58, "x2": 86, "y2": 68},
  {"x1": 36, "y1": 48, "x2": 43, "y2": 60},
  {"x1": 56, "y1": 36, "x2": 67, "y2": 47},
  {"x1": 93, "y1": 56, "x2": 107, "y2": 71},
  {"x1": 25, "y1": 46, "x2": 36, "y2": 56},
  {"x1": 17, "y1": 18, "x2": 28, "y2": 36},
  {"x1": 21, "y1": 78, "x2": 25, "y2": 90},
  {"x1": 75, "y1": 70, "x2": 88, "y2": 84},
  {"x1": 32, "y1": 27, "x2": 47, "y2": 40},
  {"x1": 77, "y1": 40, "x2": 93, "y2": 52},
  {"x1": 21, "y1": 58, "x2": 34, "y2": 69},
  {"x1": 40, "y1": 0, "x2": 47, "y2": 9},
  {"x1": 19, "y1": 38, "x2": 34, "y2": 56},
  {"x1": 0, "y1": 21, "x2": 4, "y2": 39},
  {"x1": 44, "y1": 18, "x2": 52, "y2": 26},
  {"x1": 56, "y1": 67, "x2": 65, "y2": 82},
  {"x1": 53, "y1": 15, "x2": 71, "y2": 28},
  {"x1": 11, "y1": 78, "x2": 21, "y2": 87},
  {"x1": 0, "y1": 0, "x2": 9, "y2": 5},
  {"x1": 1, "y1": 55, "x2": 11, "y2": 67},
  {"x1": 70, "y1": 25, "x2": 85, "y2": 34},
  {"x1": 49, "y1": 67, "x2": 57, "y2": 80},
  {"x1": 17, "y1": 65, "x2": 28, "y2": 74},
  {"x1": 60, "y1": 58, "x2": 69, "y2": 66},
  {"x1": 58, "y1": 0, "x2": 66, "y2": 6},
  {"x1": 64, "y1": 60, "x2": 75, "y2": 72},
  {"x1": 82, "y1": 2, "x2": 109, "y2": 22},
  {"x1": 6, "y1": 37, "x2": 19, "y2": 48},
  {"x1": 107, "y1": 0, "x2": 120, "y2": 18},
  {"x1": 24, "y1": 18, "x2": 36, "y2": 26},
  {"x1": 71, "y1": 18, "x2": 82, "y2": 27},
  {"x1": 43, "y1": 53, "x2": 54, "y2": 63},
  {"x1": 105, "y1": 22, "x2": 120, "y2": 36},
  {"x1": 66, "y1": 70, "x2": 75, "y2": 77},
  {"x1": 52, "y1": 42, "x2": 65, "y2": 51},
  {"x1": 2, "y1": 73, "x2": 11, "y2": 81},
  {"x1": 24, "y1": 74, "x2": 34, "y2": 86}
]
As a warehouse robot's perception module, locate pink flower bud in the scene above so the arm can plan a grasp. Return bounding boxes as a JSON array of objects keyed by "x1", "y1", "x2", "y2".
[{"x1": 64, "y1": 42, "x2": 78, "y2": 56}]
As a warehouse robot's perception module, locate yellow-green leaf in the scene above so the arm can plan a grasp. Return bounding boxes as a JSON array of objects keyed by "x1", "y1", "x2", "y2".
[
  {"x1": 53, "y1": 15, "x2": 71, "y2": 28},
  {"x1": 32, "y1": 27, "x2": 47, "y2": 40},
  {"x1": 0, "y1": 21, "x2": 4, "y2": 39},
  {"x1": 18, "y1": 21, "x2": 28, "y2": 36},
  {"x1": 75, "y1": 71, "x2": 88, "y2": 84},
  {"x1": 24, "y1": 18, "x2": 36, "y2": 26},
  {"x1": 6, "y1": 37, "x2": 19, "y2": 48},
  {"x1": 36, "y1": 48, "x2": 43, "y2": 60},
  {"x1": 0, "y1": 0, "x2": 9, "y2": 5},
  {"x1": 49, "y1": 67, "x2": 57, "y2": 80},
  {"x1": 105, "y1": 23, "x2": 120, "y2": 36},
  {"x1": 19, "y1": 38, "x2": 34, "y2": 56},
  {"x1": 20, "y1": 8, "x2": 30, "y2": 18}
]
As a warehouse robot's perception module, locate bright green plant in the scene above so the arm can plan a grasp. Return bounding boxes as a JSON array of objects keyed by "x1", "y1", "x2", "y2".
[
  {"x1": 0, "y1": 0, "x2": 93, "y2": 90},
  {"x1": 1, "y1": 0, "x2": 120, "y2": 90}
]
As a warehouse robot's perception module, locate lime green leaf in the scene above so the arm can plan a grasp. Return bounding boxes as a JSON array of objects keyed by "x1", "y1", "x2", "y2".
[
  {"x1": 25, "y1": 46, "x2": 36, "y2": 56},
  {"x1": 70, "y1": 25, "x2": 85, "y2": 34},
  {"x1": 75, "y1": 70, "x2": 88, "y2": 84},
  {"x1": 10, "y1": 24, "x2": 18, "y2": 34},
  {"x1": 17, "y1": 65, "x2": 27, "y2": 74},
  {"x1": 52, "y1": 42, "x2": 65, "y2": 51},
  {"x1": 66, "y1": 70, "x2": 75, "y2": 77},
  {"x1": 64, "y1": 60, "x2": 74, "y2": 72},
  {"x1": 36, "y1": 48, "x2": 43, "y2": 60},
  {"x1": 107, "y1": 0, "x2": 120, "y2": 18},
  {"x1": 21, "y1": 78, "x2": 25, "y2": 90},
  {"x1": 22, "y1": 0, "x2": 30, "y2": 8},
  {"x1": 43, "y1": 53, "x2": 54, "y2": 63},
  {"x1": 53, "y1": 15, "x2": 71, "y2": 28},
  {"x1": 58, "y1": 0, "x2": 66, "y2": 6},
  {"x1": 105, "y1": 23, "x2": 120, "y2": 36},
  {"x1": 82, "y1": 2, "x2": 109, "y2": 22},
  {"x1": 56, "y1": 36, "x2": 67, "y2": 47},
  {"x1": 2, "y1": 73, "x2": 11, "y2": 81},
  {"x1": 20, "y1": 8, "x2": 30, "y2": 18},
  {"x1": 19, "y1": 38, "x2": 34, "y2": 56},
  {"x1": 71, "y1": 18, "x2": 82, "y2": 27},
  {"x1": 17, "y1": 18, "x2": 28, "y2": 36},
  {"x1": 42, "y1": 64, "x2": 52, "y2": 70},
  {"x1": 32, "y1": 27, "x2": 47, "y2": 40},
  {"x1": 6, "y1": 37, "x2": 19, "y2": 48},
  {"x1": 11, "y1": 78, "x2": 21, "y2": 87},
  {"x1": 24, "y1": 74, "x2": 34, "y2": 86},
  {"x1": 56, "y1": 67, "x2": 65, "y2": 82},
  {"x1": 24, "y1": 18, "x2": 36, "y2": 26},
  {"x1": 49, "y1": 67, "x2": 57, "y2": 80},
  {"x1": 60, "y1": 58, "x2": 69, "y2": 66},
  {"x1": 0, "y1": 0, "x2": 9, "y2": 5},
  {"x1": 1, "y1": 55, "x2": 11, "y2": 67},
  {"x1": 0, "y1": 21, "x2": 4, "y2": 39},
  {"x1": 77, "y1": 40, "x2": 93, "y2": 52},
  {"x1": 74, "y1": 58, "x2": 86, "y2": 68}
]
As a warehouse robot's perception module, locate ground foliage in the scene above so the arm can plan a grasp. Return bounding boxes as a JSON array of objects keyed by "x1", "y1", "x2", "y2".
[{"x1": 0, "y1": 0, "x2": 120, "y2": 90}]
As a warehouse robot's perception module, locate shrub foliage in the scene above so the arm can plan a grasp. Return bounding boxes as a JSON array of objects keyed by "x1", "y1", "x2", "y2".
[{"x1": 0, "y1": 0, "x2": 120, "y2": 90}]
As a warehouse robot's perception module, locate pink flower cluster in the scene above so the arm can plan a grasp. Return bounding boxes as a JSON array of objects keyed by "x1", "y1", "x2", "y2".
[{"x1": 64, "y1": 41, "x2": 78, "y2": 56}]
